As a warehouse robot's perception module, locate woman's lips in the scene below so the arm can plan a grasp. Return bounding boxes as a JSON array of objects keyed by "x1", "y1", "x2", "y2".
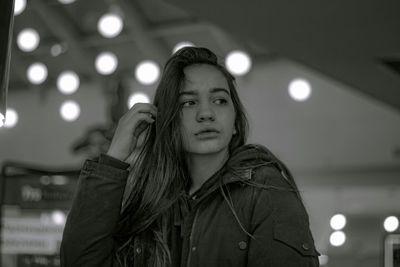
[{"x1": 195, "y1": 130, "x2": 219, "y2": 139}]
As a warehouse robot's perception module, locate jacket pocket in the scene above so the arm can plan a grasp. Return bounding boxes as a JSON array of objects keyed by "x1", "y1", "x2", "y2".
[{"x1": 273, "y1": 221, "x2": 320, "y2": 257}]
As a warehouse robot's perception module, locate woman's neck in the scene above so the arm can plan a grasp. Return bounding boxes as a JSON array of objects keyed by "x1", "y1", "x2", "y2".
[{"x1": 186, "y1": 149, "x2": 229, "y2": 196}]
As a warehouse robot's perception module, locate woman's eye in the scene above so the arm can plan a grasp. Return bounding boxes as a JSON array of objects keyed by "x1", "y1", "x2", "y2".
[
  {"x1": 214, "y1": 99, "x2": 228, "y2": 105},
  {"x1": 181, "y1": 100, "x2": 195, "y2": 107}
]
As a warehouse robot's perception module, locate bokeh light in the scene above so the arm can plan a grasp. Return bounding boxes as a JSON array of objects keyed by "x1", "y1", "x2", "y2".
[
  {"x1": 57, "y1": 71, "x2": 80, "y2": 95},
  {"x1": 17, "y1": 28, "x2": 40, "y2": 52},
  {"x1": 135, "y1": 60, "x2": 160, "y2": 85},
  {"x1": 384, "y1": 216, "x2": 399, "y2": 232},
  {"x1": 329, "y1": 231, "x2": 346, "y2": 247},
  {"x1": 330, "y1": 214, "x2": 347, "y2": 230},
  {"x1": 127, "y1": 92, "x2": 151, "y2": 109},
  {"x1": 98, "y1": 13, "x2": 124, "y2": 38},
  {"x1": 51, "y1": 210, "x2": 66, "y2": 225},
  {"x1": 60, "y1": 100, "x2": 80, "y2": 122},
  {"x1": 27, "y1": 62, "x2": 48, "y2": 84},
  {"x1": 288, "y1": 78, "x2": 312, "y2": 101},
  {"x1": 225, "y1": 50, "x2": 252, "y2": 76},
  {"x1": 14, "y1": 0, "x2": 27, "y2": 16},
  {"x1": 172, "y1": 41, "x2": 195, "y2": 54},
  {"x1": 95, "y1": 52, "x2": 118, "y2": 75},
  {"x1": 0, "y1": 109, "x2": 18, "y2": 128}
]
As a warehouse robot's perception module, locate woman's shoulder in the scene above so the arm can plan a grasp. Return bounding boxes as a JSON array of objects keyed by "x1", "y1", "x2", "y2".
[{"x1": 251, "y1": 162, "x2": 293, "y2": 189}]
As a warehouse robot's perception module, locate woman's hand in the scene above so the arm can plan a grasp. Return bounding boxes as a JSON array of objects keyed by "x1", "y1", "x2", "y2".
[{"x1": 106, "y1": 103, "x2": 157, "y2": 162}]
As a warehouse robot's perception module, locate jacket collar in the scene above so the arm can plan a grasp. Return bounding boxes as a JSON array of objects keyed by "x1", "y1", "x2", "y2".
[
  {"x1": 174, "y1": 144, "x2": 275, "y2": 227},
  {"x1": 189, "y1": 144, "x2": 275, "y2": 202}
]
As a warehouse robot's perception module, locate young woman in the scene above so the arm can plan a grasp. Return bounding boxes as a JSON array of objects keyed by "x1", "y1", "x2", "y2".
[{"x1": 60, "y1": 47, "x2": 320, "y2": 267}]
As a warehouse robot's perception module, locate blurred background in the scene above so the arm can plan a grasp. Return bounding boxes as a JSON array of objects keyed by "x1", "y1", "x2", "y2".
[{"x1": 0, "y1": 0, "x2": 400, "y2": 266}]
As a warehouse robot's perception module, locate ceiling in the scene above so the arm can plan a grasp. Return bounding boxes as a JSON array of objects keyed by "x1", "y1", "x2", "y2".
[
  {"x1": 9, "y1": 0, "x2": 400, "y2": 112},
  {"x1": 4, "y1": 0, "x2": 400, "y2": 266},
  {"x1": 168, "y1": 0, "x2": 400, "y2": 112},
  {"x1": 9, "y1": 0, "x2": 273, "y2": 92}
]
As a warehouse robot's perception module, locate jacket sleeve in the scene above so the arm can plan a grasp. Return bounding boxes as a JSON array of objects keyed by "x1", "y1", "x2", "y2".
[
  {"x1": 60, "y1": 154, "x2": 130, "y2": 267},
  {"x1": 246, "y1": 165, "x2": 320, "y2": 267}
]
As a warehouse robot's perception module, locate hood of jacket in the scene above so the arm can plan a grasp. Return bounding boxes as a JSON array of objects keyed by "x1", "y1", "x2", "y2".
[{"x1": 189, "y1": 144, "x2": 277, "y2": 202}]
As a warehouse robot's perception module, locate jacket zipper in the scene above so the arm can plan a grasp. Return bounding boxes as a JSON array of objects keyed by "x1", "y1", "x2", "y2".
[{"x1": 186, "y1": 209, "x2": 200, "y2": 267}]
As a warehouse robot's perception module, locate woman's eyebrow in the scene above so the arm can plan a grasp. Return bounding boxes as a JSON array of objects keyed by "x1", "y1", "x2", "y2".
[
  {"x1": 210, "y1": 88, "x2": 230, "y2": 95},
  {"x1": 179, "y1": 87, "x2": 230, "y2": 97}
]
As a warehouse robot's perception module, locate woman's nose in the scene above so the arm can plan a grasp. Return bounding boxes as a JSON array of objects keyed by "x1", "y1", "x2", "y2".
[{"x1": 196, "y1": 104, "x2": 215, "y2": 122}]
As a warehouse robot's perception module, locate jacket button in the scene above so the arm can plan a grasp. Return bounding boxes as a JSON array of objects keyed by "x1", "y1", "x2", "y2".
[
  {"x1": 136, "y1": 247, "x2": 142, "y2": 254},
  {"x1": 238, "y1": 241, "x2": 247, "y2": 250},
  {"x1": 302, "y1": 243, "x2": 310, "y2": 251},
  {"x1": 192, "y1": 246, "x2": 197, "y2": 251}
]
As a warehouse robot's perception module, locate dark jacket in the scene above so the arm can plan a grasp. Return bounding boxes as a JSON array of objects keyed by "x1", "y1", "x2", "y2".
[{"x1": 60, "y1": 144, "x2": 320, "y2": 267}]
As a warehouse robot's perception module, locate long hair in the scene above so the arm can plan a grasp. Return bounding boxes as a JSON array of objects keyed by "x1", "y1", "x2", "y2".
[{"x1": 114, "y1": 47, "x2": 249, "y2": 266}]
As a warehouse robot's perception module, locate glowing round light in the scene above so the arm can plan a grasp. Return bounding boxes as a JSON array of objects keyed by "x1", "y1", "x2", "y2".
[
  {"x1": 98, "y1": 13, "x2": 123, "y2": 38},
  {"x1": 0, "y1": 113, "x2": 4, "y2": 128},
  {"x1": 135, "y1": 60, "x2": 160, "y2": 85},
  {"x1": 384, "y1": 216, "x2": 399, "y2": 232},
  {"x1": 51, "y1": 210, "x2": 66, "y2": 225},
  {"x1": 172, "y1": 41, "x2": 195, "y2": 54},
  {"x1": 60, "y1": 100, "x2": 80, "y2": 122},
  {"x1": 27, "y1": 62, "x2": 48, "y2": 84},
  {"x1": 17, "y1": 28, "x2": 40, "y2": 52},
  {"x1": 225, "y1": 50, "x2": 252, "y2": 76},
  {"x1": 288, "y1": 78, "x2": 312, "y2": 101},
  {"x1": 319, "y1": 255, "x2": 329, "y2": 266},
  {"x1": 95, "y1": 52, "x2": 118, "y2": 75},
  {"x1": 51, "y1": 43, "x2": 67, "y2": 57},
  {"x1": 127, "y1": 92, "x2": 151, "y2": 109},
  {"x1": 330, "y1": 214, "x2": 347, "y2": 230},
  {"x1": 329, "y1": 231, "x2": 346, "y2": 247},
  {"x1": 57, "y1": 71, "x2": 80, "y2": 95},
  {"x1": 14, "y1": 0, "x2": 26, "y2": 16},
  {"x1": 3, "y1": 109, "x2": 19, "y2": 128},
  {"x1": 58, "y1": 0, "x2": 76, "y2": 4}
]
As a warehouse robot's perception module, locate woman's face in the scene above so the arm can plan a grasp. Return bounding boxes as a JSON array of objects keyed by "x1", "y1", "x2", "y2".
[{"x1": 179, "y1": 64, "x2": 236, "y2": 156}]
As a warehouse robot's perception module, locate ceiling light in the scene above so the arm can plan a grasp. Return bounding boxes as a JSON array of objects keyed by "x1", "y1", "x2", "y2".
[
  {"x1": 288, "y1": 78, "x2": 312, "y2": 101},
  {"x1": 384, "y1": 216, "x2": 399, "y2": 232},
  {"x1": 329, "y1": 231, "x2": 346, "y2": 247},
  {"x1": 14, "y1": 0, "x2": 26, "y2": 16},
  {"x1": 135, "y1": 60, "x2": 160, "y2": 85},
  {"x1": 172, "y1": 41, "x2": 195, "y2": 54},
  {"x1": 60, "y1": 100, "x2": 80, "y2": 122},
  {"x1": 57, "y1": 71, "x2": 80, "y2": 95},
  {"x1": 95, "y1": 52, "x2": 118, "y2": 75},
  {"x1": 128, "y1": 92, "x2": 151, "y2": 109},
  {"x1": 98, "y1": 13, "x2": 124, "y2": 38},
  {"x1": 27, "y1": 62, "x2": 48, "y2": 85},
  {"x1": 225, "y1": 50, "x2": 252, "y2": 76},
  {"x1": 330, "y1": 214, "x2": 347, "y2": 230},
  {"x1": 17, "y1": 28, "x2": 40, "y2": 52},
  {"x1": 0, "y1": 108, "x2": 18, "y2": 128}
]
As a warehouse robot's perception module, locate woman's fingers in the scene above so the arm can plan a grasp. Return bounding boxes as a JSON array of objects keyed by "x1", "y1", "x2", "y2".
[
  {"x1": 126, "y1": 103, "x2": 157, "y2": 120},
  {"x1": 132, "y1": 113, "x2": 155, "y2": 138},
  {"x1": 106, "y1": 103, "x2": 157, "y2": 162}
]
